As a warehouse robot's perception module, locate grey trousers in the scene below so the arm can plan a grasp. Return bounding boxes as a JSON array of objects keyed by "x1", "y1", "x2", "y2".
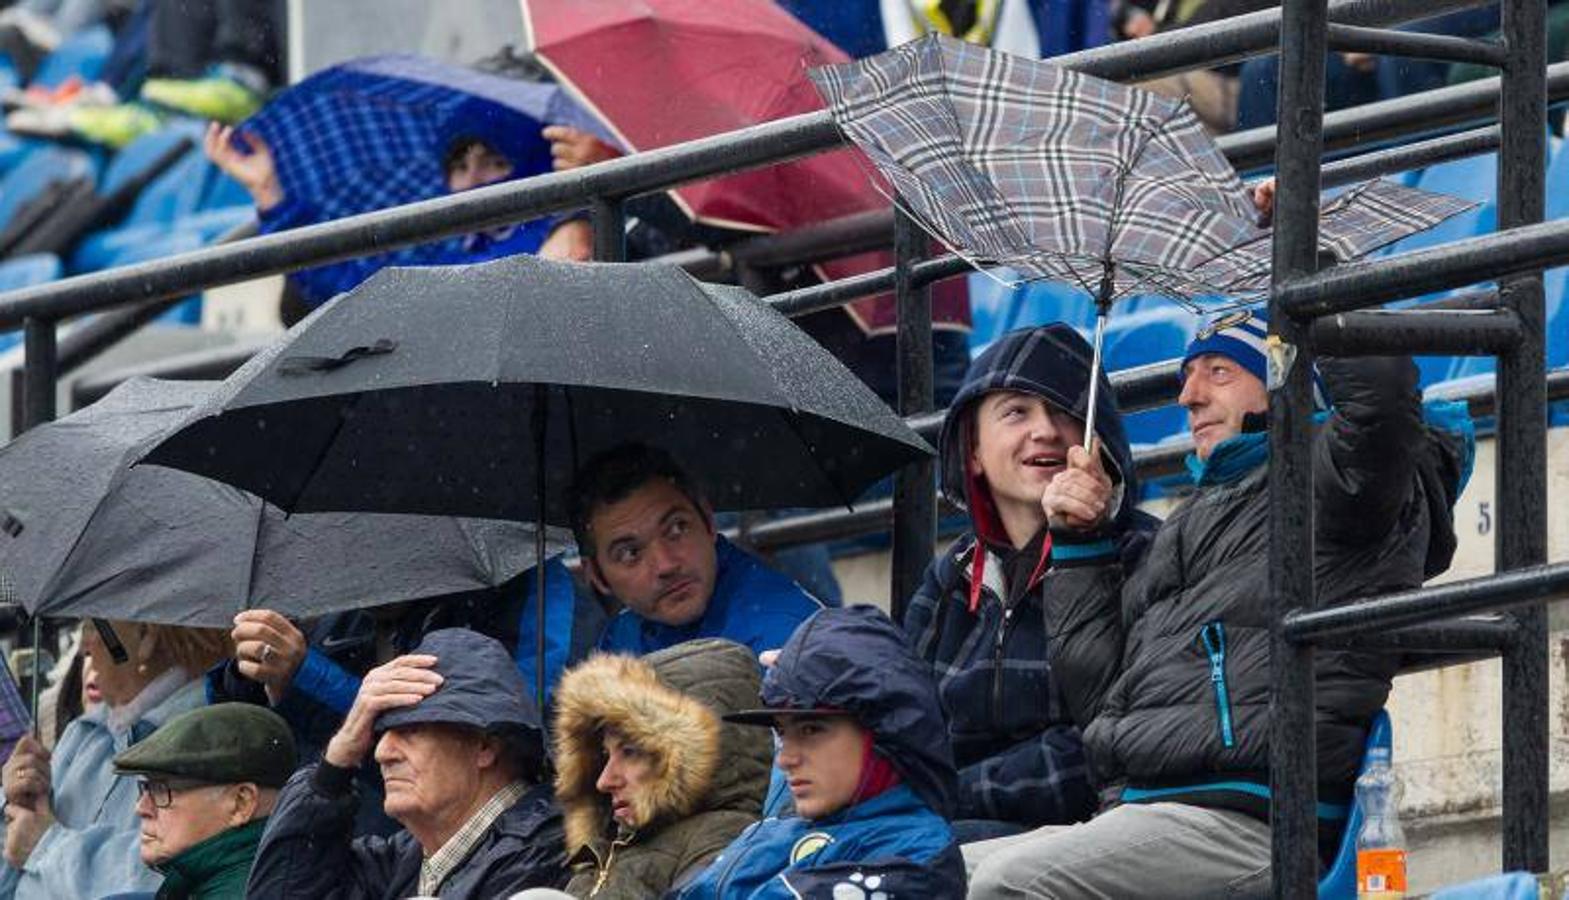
[{"x1": 964, "y1": 802, "x2": 1274, "y2": 899}]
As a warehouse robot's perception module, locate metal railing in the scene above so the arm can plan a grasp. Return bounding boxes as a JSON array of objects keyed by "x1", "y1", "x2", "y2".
[{"x1": 3, "y1": 0, "x2": 1565, "y2": 892}]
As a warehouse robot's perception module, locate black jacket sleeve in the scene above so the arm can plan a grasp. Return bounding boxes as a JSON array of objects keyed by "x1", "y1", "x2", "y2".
[
  {"x1": 1313, "y1": 355, "x2": 1425, "y2": 545},
  {"x1": 1038, "y1": 556, "x2": 1130, "y2": 730},
  {"x1": 246, "y1": 763, "x2": 414, "y2": 900}
]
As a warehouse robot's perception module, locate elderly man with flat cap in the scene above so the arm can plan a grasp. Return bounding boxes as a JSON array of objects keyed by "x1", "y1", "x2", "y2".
[
  {"x1": 112, "y1": 702, "x2": 298, "y2": 900},
  {"x1": 246, "y1": 628, "x2": 566, "y2": 900}
]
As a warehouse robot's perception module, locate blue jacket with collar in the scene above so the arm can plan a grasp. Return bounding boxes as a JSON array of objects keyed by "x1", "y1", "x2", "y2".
[
  {"x1": 670, "y1": 785, "x2": 965, "y2": 900},
  {"x1": 599, "y1": 536, "x2": 821, "y2": 658}
]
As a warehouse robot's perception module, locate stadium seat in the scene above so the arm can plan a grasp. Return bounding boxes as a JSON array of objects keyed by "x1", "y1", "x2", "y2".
[
  {"x1": 97, "y1": 231, "x2": 206, "y2": 324},
  {"x1": 27, "y1": 24, "x2": 113, "y2": 89},
  {"x1": 0, "y1": 253, "x2": 62, "y2": 354},
  {"x1": 0, "y1": 145, "x2": 94, "y2": 233},
  {"x1": 1317, "y1": 709, "x2": 1393, "y2": 900},
  {"x1": 1104, "y1": 307, "x2": 1195, "y2": 446}
]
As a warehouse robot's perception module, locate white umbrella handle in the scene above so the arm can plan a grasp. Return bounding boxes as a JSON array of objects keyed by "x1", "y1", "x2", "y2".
[{"x1": 1083, "y1": 306, "x2": 1109, "y2": 453}]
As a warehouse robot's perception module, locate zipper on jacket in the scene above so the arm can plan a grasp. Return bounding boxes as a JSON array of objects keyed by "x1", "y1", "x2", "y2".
[
  {"x1": 993, "y1": 604, "x2": 1015, "y2": 720},
  {"x1": 590, "y1": 831, "x2": 634, "y2": 897},
  {"x1": 1199, "y1": 622, "x2": 1236, "y2": 749}
]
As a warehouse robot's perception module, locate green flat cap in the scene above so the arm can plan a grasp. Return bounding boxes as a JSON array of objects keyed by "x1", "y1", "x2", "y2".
[{"x1": 114, "y1": 703, "x2": 298, "y2": 788}]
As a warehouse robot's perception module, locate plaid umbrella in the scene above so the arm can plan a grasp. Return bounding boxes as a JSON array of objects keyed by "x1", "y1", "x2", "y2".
[
  {"x1": 810, "y1": 33, "x2": 1474, "y2": 441},
  {"x1": 240, "y1": 54, "x2": 606, "y2": 226}
]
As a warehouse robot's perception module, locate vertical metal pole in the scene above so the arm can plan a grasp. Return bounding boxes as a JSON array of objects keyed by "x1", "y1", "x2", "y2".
[
  {"x1": 592, "y1": 198, "x2": 626, "y2": 263},
  {"x1": 20, "y1": 317, "x2": 56, "y2": 730},
  {"x1": 1496, "y1": 0, "x2": 1549, "y2": 871},
  {"x1": 890, "y1": 206, "x2": 935, "y2": 624},
  {"x1": 1269, "y1": 0, "x2": 1328, "y2": 891}
]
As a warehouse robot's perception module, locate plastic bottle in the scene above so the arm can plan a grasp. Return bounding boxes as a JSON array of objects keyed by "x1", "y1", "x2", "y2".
[{"x1": 1355, "y1": 745, "x2": 1408, "y2": 899}]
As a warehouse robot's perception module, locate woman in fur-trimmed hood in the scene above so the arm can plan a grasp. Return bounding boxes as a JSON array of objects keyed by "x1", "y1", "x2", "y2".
[{"x1": 552, "y1": 638, "x2": 771, "y2": 899}]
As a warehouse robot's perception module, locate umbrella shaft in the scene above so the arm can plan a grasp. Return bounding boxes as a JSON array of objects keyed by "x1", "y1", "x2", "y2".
[{"x1": 1084, "y1": 309, "x2": 1109, "y2": 452}]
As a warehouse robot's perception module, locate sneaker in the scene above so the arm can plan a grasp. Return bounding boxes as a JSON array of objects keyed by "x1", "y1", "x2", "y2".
[
  {"x1": 68, "y1": 103, "x2": 164, "y2": 148},
  {"x1": 140, "y1": 76, "x2": 261, "y2": 124}
]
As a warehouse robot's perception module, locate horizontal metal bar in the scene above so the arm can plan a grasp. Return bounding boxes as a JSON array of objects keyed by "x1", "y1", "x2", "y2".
[
  {"x1": 1219, "y1": 60, "x2": 1569, "y2": 172},
  {"x1": 1279, "y1": 215, "x2": 1569, "y2": 317},
  {"x1": 56, "y1": 220, "x2": 261, "y2": 376},
  {"x1": 0, "y1": 0, "x2": 1493, "y2": 333},
  {"x1": 1318, "y1": 617, "x2": 1519, "y2": 652},
  {"x1": 1325, "y1": 24, "x2": 1506, "y2": 67},
  {"x1": 728, "y1": 209, "x2": 893, "y2": 268},
  {"x1": 1050, "y1": 0, "x2": 1488, "y2": 82},
  {"x1": 1318, "y1": 126, "x2": 1499, "y2": 188},
  {"x1": 767, "y1": 255, "x2": 971, "y2": 317},
  {"x1": 0, "y1": 111, "x2": 841, "y2": 332},
  {"x1": 1283, "y1": 561, "x2": 1569, "y2": 643},
  {"x1": 1310, "y1": 308, "x2": 1521, "y2": 356}
]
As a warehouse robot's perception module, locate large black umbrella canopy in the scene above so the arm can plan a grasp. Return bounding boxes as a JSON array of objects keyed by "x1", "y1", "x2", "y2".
[
  {"x1": 142, "y1": 255, "x2": 933, "y2": 523},
  {"x1": 0, "y1": 377, "x2": 563, "y2": 627}
]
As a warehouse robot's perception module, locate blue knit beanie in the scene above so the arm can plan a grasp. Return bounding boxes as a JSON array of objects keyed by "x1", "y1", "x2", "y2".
[{"x1": 1182, "y1": 308, "x2": 1329, "y2": 410}]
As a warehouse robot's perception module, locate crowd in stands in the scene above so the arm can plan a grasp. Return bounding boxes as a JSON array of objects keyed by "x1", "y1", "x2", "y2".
[{"x1": 0, "y1": 0, "x2": 1551, "y2": 897}]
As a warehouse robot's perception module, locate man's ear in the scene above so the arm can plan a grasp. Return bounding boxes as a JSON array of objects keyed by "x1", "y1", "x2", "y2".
[
  {"x1": 229, "y1": 783, "x2": 260, "y2": 826},
  {"x1": 475, "y1": 735, "x2": 502, "y2": 772},
  {"x1": 582, "y1": 557, "x2": 611, "y2": 596},
  {"x1": 699, "y1": 500, "x2": 717, "y2": 535}
]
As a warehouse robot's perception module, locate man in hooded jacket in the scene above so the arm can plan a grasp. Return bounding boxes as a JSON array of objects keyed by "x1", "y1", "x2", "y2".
[
  {"x1": 903, "y1": 323, "x2": 1159, "y2": 840},
  {"x1": 547, "y1": 638, "x2": 772, "y2": 898},
  {"x1": 671, "y1": 606, "x2": 966, "y2": 899},
  {"x1": 967, "y1": 310, "x2": 1472, "y2": 898},
  {"x1": 246, "y1": 628, "x2": 567, "y2": 899}
]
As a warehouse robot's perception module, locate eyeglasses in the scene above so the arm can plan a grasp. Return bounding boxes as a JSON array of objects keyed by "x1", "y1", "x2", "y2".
[{"x1": 135, "y1": 778, "x2": 208, "y2": 809}]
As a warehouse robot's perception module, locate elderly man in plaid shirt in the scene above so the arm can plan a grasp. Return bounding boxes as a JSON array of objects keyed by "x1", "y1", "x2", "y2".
[{"x1": 246, "y1": 629, "x2": 567, "y2": 899}]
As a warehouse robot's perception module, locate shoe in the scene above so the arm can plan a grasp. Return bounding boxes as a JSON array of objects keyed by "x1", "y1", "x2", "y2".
[
  {"x1": 140, "y1": 75, "x2": 261, "y2": 124},
  {"x1": 68, "y1": 103, "x2": 164, "y2": 148}
]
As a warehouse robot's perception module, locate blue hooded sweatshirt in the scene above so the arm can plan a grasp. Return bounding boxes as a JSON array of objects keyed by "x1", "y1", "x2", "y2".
[{"x1": 673, "y1": 606, "x2": 966, "y2": 899}]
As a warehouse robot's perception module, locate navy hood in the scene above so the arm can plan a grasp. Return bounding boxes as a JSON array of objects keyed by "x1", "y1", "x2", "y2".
[
  {"x1": 939, "y1": 323, "x2": 1138, "y2": 538},
  {"x1": 374, "y1": 628, "x2": 545, "y2": 769},
  {"x1": 734, "y1": 606, "x2": 957, "y2": 817}
]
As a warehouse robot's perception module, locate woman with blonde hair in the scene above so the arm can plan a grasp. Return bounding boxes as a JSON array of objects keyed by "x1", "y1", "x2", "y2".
[{"x1": 0, "y1": 619, "x2": 231, "y2": 899}]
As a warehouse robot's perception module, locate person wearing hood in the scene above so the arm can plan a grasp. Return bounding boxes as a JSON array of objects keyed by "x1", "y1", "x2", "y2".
[
  {"x1": 245, "y1": 628, "x2": 567, "y2": 899},
  {"x1": 204, "y1": 119, "x2": 582, "y2": 315},
  {"x1": 966, "y1": 309, "x2": 1472, "y2": 898},
  {"x1": 903, "y1": 323, "x2": 1159, "y2": 841},
  {"x1": 512, "y1": 639, "x2": 771, "y2": 899},
  {"x1": 670, "y1": 606, "x2": 966, "y2": 899}
]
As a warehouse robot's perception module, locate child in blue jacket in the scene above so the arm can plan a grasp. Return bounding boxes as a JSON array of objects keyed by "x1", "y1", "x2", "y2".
[{"x1": 672, "y1": 606, "x2": 966, "y2": 899}]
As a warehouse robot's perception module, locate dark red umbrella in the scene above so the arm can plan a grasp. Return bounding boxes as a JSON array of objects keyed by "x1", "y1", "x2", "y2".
[{"x1": 522, "y1": 0, "x2": 873, "y2": 234}]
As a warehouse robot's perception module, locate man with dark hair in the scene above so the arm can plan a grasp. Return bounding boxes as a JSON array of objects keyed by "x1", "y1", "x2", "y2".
[
  {"x1": 568, "y1": 443, "x2": 822, "y2": 658},
  {"x1": 246, "y1": 629, "x2": 567, "y2": 899}
]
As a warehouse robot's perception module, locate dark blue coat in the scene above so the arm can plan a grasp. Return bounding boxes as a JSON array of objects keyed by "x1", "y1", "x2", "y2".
[
  {"x1": 675, "y1": 607, "x2": 965, "y2": 898},
  {"x1": 599, "y1": 536, "x2": 822, "y2": 658},
  {"x1": 904, "y1": 324, "x2": 1156, "y2": 826}
]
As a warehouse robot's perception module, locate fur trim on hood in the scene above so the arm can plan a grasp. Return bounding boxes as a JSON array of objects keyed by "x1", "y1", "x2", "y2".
[{"x1": 553, "y1": 639, "x2": 767, "y2": 854}]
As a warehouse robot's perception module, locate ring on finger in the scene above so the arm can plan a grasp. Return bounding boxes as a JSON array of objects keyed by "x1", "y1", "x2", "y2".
[{"x1": 260, "y1": 644, "x2": 275, "y2": 664}]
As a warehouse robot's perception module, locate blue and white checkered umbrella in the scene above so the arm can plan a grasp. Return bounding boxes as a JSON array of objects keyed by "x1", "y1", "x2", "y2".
[
  {"x1": 240, "y1": 54, "x2": 608, "y2": 226},
  {"x1": 810, "y1": 34, "x2": 1474, "y2": 444}
]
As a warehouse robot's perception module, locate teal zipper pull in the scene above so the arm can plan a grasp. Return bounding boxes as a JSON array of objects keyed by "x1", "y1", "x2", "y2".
[{"x1": 1200, "y1": 622, "x2": 1236, "y2": 748}]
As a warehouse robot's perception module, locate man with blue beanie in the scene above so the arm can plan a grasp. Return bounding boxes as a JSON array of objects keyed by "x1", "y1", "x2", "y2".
[{"x1": 967, "y1": 308, "x2": 1471, "y2": 898}]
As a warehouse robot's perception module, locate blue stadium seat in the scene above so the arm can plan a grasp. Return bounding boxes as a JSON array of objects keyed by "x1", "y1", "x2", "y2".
[
  {"x1": 28, "y1": 24, "x2": 113, "y2": 89},
  {"x1": 1317, "y1": 709, "x2": 1393, "y2": 900},
  {"x1": 1103, "y1": 306, "x2": 1195, "y2": 446},
  {"x1": 1380, "y1": 154, "x2": 1497, "y2": 267},
  {"x1": 0, "y1": 254, "x2": 62, "y2": 353},
  {"x1": 1545, "y1": 141, "x2": 1569, "y2": 367},
  {"x1": 98, "y1": 232, "x2": 206, "y2": 324},
  {"x1": 0, "y1": 145, "x2": 94, "y2": 232},
  {"x1": 967, "y1": 273, "x2": 1097, "y2": 357}
]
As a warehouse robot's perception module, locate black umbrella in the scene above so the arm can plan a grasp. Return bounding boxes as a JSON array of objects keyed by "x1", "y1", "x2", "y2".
[
  {"x1": 142, "y1": 255, "x2": 933, "y2": 705},
  {"x1": 0, "y1": 376, "x2": 565, "y2": 629}
]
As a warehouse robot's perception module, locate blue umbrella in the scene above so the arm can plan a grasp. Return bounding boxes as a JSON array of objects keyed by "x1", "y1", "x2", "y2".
[{"x1": 240, "y1": 54, "x2": 608, "y2": 226}]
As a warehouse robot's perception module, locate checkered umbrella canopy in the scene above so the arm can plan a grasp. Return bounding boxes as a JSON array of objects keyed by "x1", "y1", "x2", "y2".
[
  {"x1": 239, "y1": 54, "x2": 606, "y2": 228},
  {"x1": 809, "y1": 33, "x2": 1475, "y2": 306}
]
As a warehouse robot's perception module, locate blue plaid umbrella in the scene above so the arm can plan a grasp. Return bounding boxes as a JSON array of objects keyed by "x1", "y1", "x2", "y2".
[
  {"x1": 241, "y1": 54, "x2": 606, "y2": 225},
  {"x1": 811, "y1": 34, "x2": 1475, "y2": 445}
]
